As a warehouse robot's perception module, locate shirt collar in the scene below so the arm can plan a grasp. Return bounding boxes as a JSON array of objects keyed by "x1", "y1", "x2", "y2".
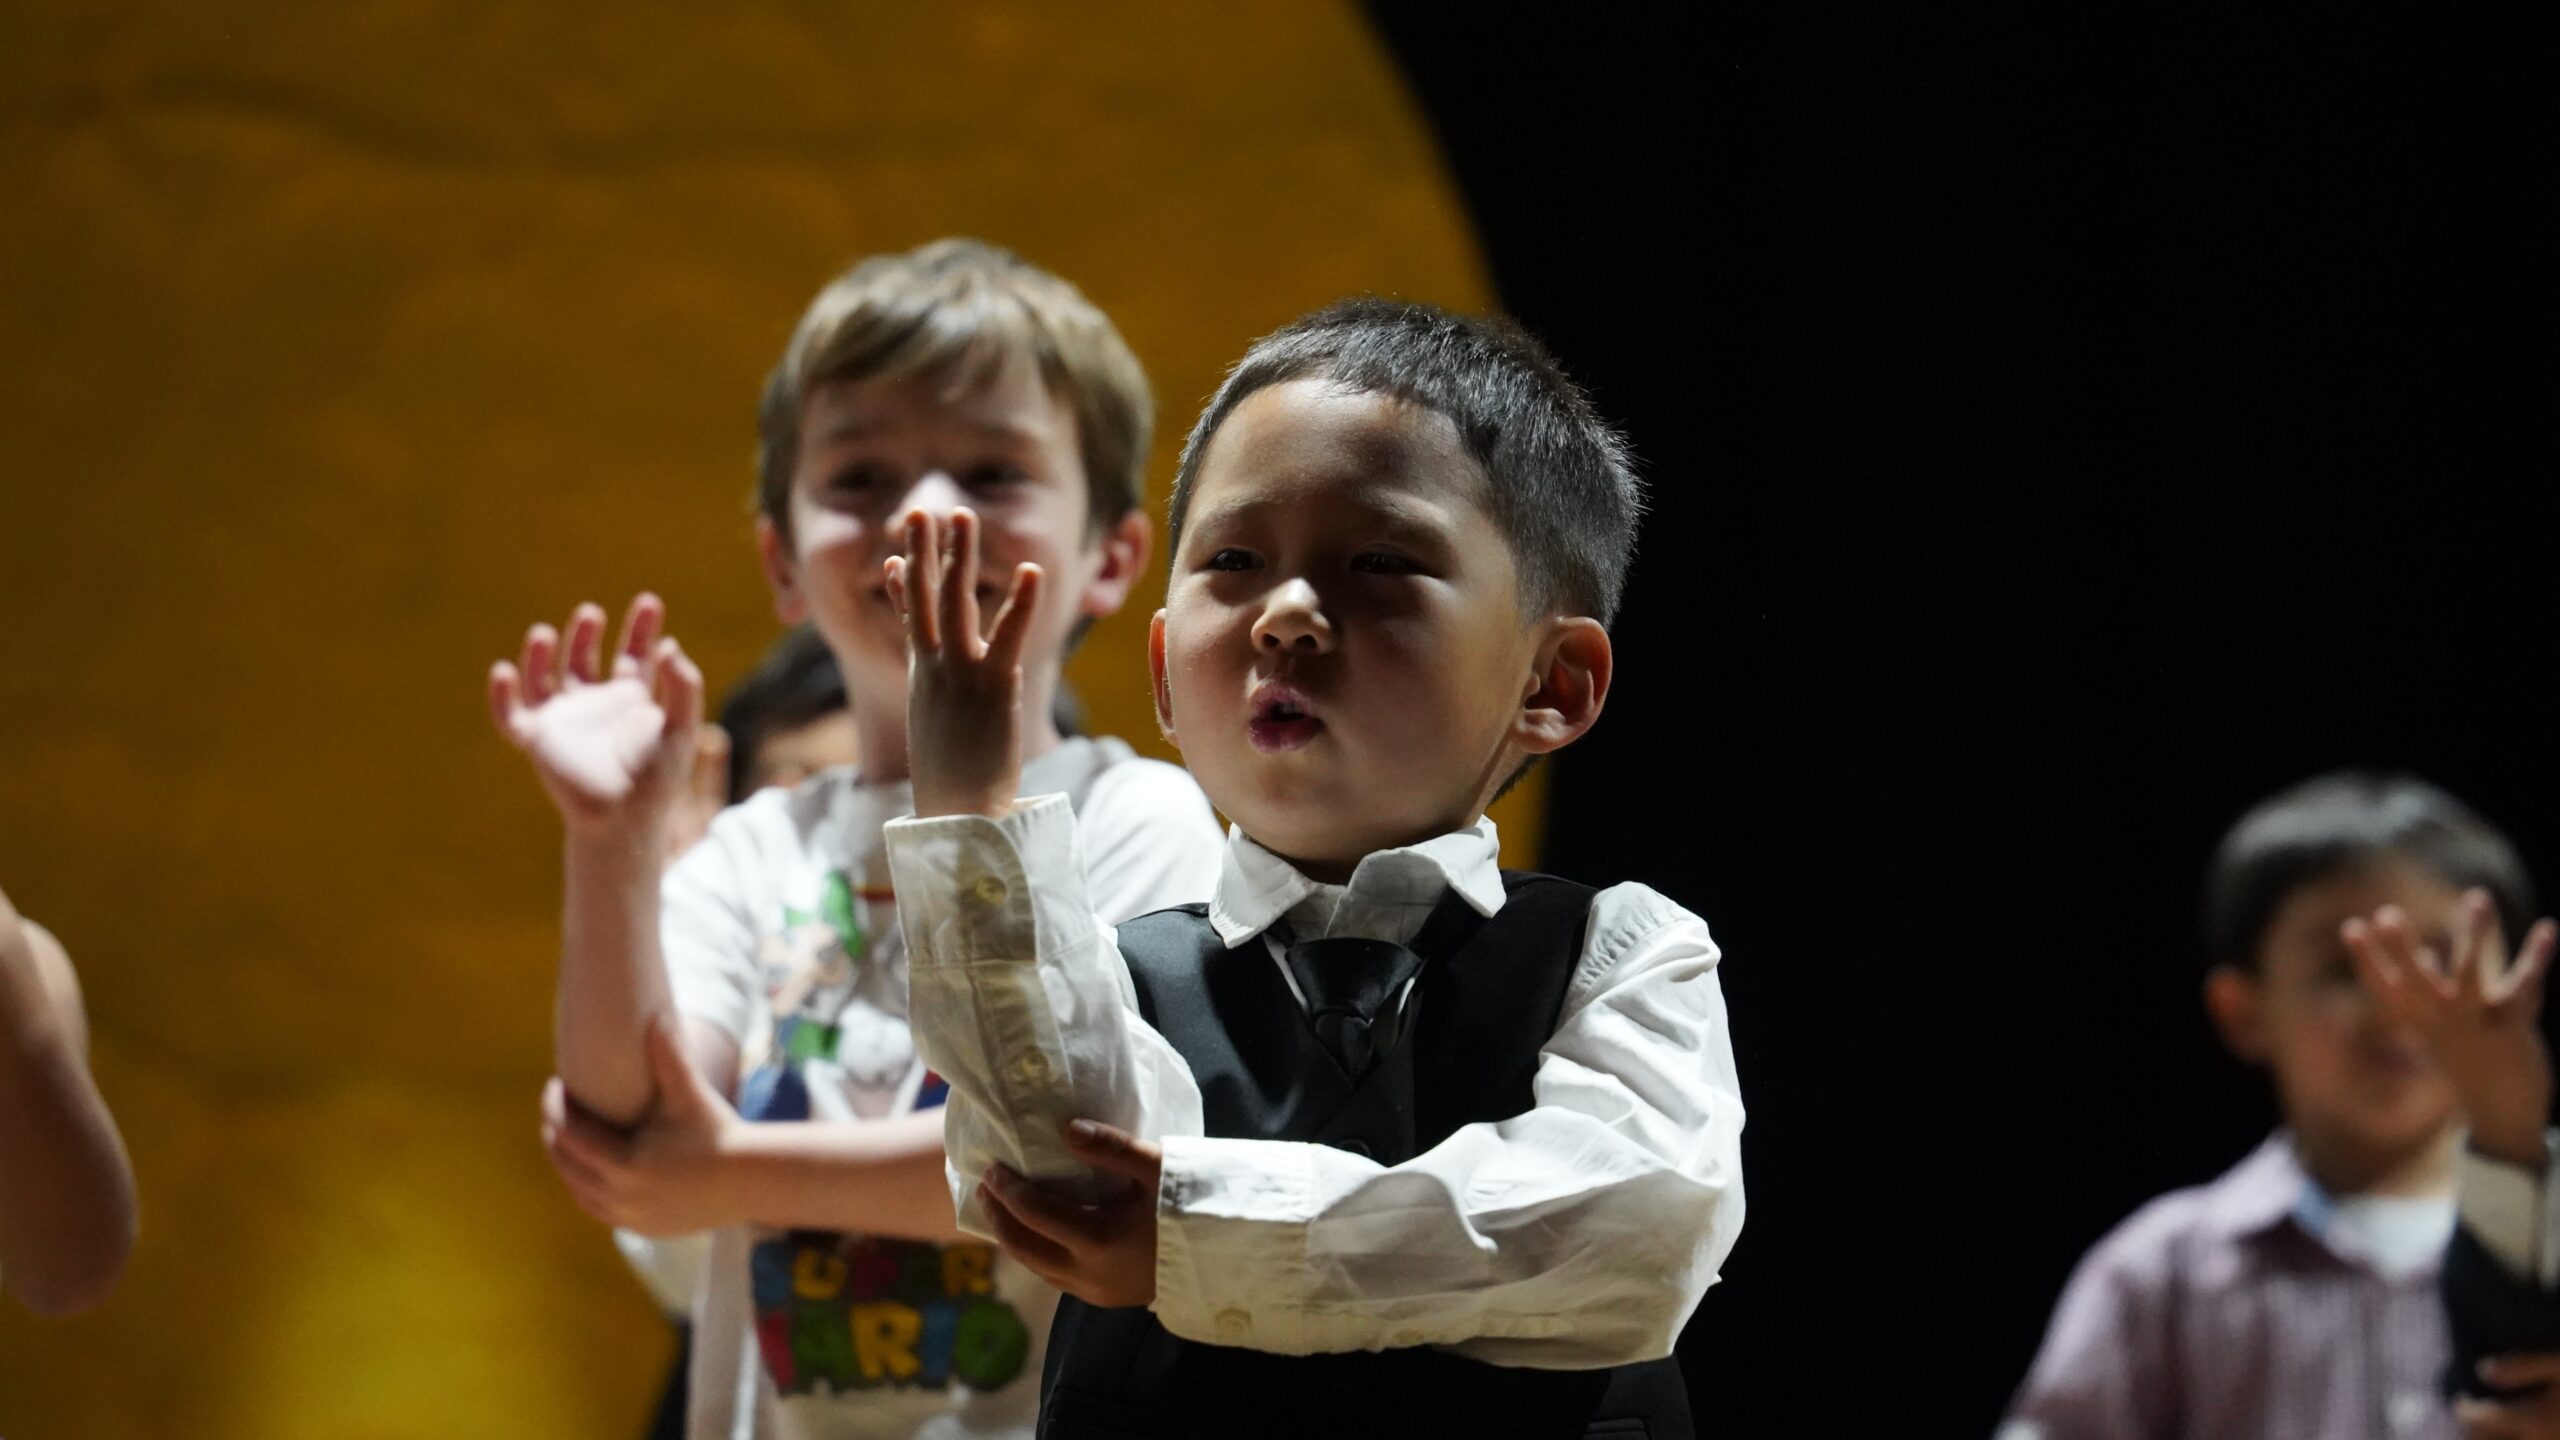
[
  {"x1": 2197, "y1": 1132, "x2": 2313, "y2": 1241},
  {"x1": 1207, "y1": 818, "x2": 1508, "y2": 948}
]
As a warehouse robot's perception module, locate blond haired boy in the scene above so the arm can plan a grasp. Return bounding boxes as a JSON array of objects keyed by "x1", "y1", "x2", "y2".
[{"x1": 490, "y1": 240, "x2": 1222, "y2": 1439}]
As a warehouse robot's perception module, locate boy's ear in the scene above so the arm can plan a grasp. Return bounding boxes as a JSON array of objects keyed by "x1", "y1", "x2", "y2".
[
  {"x1": 1078, "y1": 510, "x2": 1153, "y2": 619},
  {"x1": 2204, "y1": 965, "x2": 2270, "y2": 1063},
  {"x1": 1147, "y1": 610, "x2": 1178, "y2": 746},
  {"x1": 1512, "y1": 618, "x2": 1612, "y2": 756},
  {"x1": 755, "y1": 516, "x2": 811, "y2": 625}
]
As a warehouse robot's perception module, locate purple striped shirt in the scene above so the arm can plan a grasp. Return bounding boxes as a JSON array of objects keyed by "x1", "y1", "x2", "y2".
[{"x1": 2001, "y1": 1135, "x2": 2456, "y2": 1440}]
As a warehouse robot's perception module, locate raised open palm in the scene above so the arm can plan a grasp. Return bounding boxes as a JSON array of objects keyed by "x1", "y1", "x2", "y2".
[
  {"x1": 883, "y1": 508, "x2": 1043, "y2": 819},
  {"x1": 488, "y1": 593, "x2": 703, "y2": 832}
]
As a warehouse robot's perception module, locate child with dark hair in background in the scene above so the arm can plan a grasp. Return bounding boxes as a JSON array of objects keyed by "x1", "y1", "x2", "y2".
[
  {"x1": 492, "y1": 238, "x2": 1224, "y2": 1440},
  {"x1": 2349, "y1": 849, "x2": 2560, "y2": 1438},
  {"x1": 879, "y1": 298, "x2": 1744, "y2": 1439},
  {"x1": 2004, "y1": 772, "x2": 2541, "y2": 1440},
  {"x1": 0, "y1": 883, "x2": 137, "y2": 1317}
]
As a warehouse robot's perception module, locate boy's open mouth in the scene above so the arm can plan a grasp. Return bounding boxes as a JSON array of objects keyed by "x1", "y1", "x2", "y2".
[{"x1": 1247, "y1": 681, "x2": 1324, "y2": 753}]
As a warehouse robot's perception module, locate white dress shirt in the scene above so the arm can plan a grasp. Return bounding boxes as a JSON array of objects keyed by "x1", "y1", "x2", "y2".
[{"x1": 884, "y1": 796, "x2": 1746, "y2": 1370}]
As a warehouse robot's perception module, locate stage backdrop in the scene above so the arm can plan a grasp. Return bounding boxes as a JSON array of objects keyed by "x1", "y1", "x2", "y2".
[{"x1": 0, "y1": 6, "x2": 1532, "y2": 1434}]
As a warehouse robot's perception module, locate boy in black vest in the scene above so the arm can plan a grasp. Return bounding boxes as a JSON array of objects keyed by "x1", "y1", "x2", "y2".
[{"x1": 879, "y1": 300, "x2": 1744, "y2": 1439}]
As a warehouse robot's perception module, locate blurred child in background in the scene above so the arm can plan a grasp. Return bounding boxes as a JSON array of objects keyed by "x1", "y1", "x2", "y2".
[
  {"x1": 2004, "y1": 773, "x2": 2532, "y2": 1440},
  {"x1": 2348, "y1": 849, "x2": 2560, "y2": 1438}
]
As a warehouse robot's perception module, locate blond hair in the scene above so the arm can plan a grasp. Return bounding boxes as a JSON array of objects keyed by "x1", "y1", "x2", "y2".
[{"x1": 756, "y1": 238, "x2": 1152, "y2": 538}]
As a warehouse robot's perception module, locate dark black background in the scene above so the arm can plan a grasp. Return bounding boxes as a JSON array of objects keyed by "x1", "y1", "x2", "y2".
[{"x1": 1369, "y1": 9, "x2": 2552, "y2": 1432}]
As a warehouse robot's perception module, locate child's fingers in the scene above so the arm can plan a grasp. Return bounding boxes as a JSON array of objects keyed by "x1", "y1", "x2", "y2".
[
  {"x1": 2345, "y1": 919, "x2": 2410, "y2": 1008},
  {"x1": 978, "y1": 1181, "x2": 1075, "y2": 1281},
  {"x1": 2483, "y1": 1349, "x2": 2560, "y2": 1388},
  {"x1": 887, "y1": 552, "x2": 940, "y2": 663},
  {"x1": 542, "y1": 1077, "x2": 639, "y2": 1178},
  {"x1": 1061, "y1": 1117, "x2": 1162, "y2": 1188},
  {"x1": 2453, "y1": 1394, "x2": 2542, "y2": 1438},
  {"x1": 942, "y1": 508, "x2": 981, "y2": 659},
  {"x1": 2497, "y1": 919, "x2": 2558, "y2": 1010},
  {"x1": 655, "y1": 639, "x2": 704, "y2": 743},
  {"x1": 520, "y1": 624, "x2": 561, "y2": 706},
  {"x1": 564, "y1": 602, "x2": 608, "y2": 686},
  {"x1": 543, "y1": 1140, "x2": 622, "y2": 1225},
  {"x1": 884, "y1": 556, "x2": 912, "y2": 626},
  {"x1": 908, "y1": 509, "x2": 945, "y2": 652},
  {"x1": 488, "y1": 662, "x2": 526, "y2": 739},
  {"x1": 2449, "y1": 889, "x2": 2497, "y2": 993},
  {"x1": 2375, "y1": 906, "x2": 2458, "y2": 1001},
  {"x1": 986, "y1": 564, "x2": 1046, "y2": 676},
  {"x1": 615, "y1": 593, "x2": 665, "y2": 679},
  {"x1": 983, "y1": 1165, "x2": 1109, "y2": 1247},
  {"x1": 543, "y1": 1121, "x2": 618, "y2": 1197}
]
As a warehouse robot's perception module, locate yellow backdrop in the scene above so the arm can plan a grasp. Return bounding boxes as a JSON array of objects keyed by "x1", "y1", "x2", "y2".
[{"x1": 0, "y1": 4, "x2": 1535, "y2": 1434}]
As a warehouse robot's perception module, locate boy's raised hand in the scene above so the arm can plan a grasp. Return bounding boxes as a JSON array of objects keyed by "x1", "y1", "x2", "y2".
[
  {"x1": 883, "y1": 508, "x2": 1042, "y2": 819},
  {"x1": 2344, "y1": 890, "x2": 2559, "y2": 1170},
  {"x1": 488, "y1": 594, "x2": 704, "y2": 836}
]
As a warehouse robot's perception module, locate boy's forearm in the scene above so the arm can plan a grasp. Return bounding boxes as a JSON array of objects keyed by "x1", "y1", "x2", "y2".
[
  {"x1": 557, "y1": 827, "x2": 678, "y2": 1127},
  {"x1": 723, "y1": 1112, "x2": 966, "y2": 1242}
]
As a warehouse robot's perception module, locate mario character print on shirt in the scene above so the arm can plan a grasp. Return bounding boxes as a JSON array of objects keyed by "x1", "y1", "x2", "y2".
[
  {"x1": 737, "y1": 860, "x2": 913, "y2": 1122},
  {"x1": 735, "y1": 853, "x2": 1029, "y2": 1398},
  {"x1": 750, "y1": 1231, "x2": 1031, "y2": 1396}
]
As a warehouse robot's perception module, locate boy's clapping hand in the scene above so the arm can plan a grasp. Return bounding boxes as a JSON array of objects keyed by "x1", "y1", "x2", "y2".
[
  {"x1": 977, "y1": 1119, "x2": 1162, "y2": 1308},
  {"x1": 2343, "y1": 890, "x2": 2557, "y2": 1170},
  {"x1": 488, "y1": 593, "x2": 704, "y2": 834},
  {"x1": 883, "y1": 508, "x2": 1042, "y2": 820},
  {"x1": 540, "y1": 1018, "x2": 747, "y2": 1236}
]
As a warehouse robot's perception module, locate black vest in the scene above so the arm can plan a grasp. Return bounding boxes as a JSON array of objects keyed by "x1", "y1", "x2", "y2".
[
  {"x1": 2442, "y1": 1223, "x2": 2560, "y2": 1402},
  {"x1": 1039, "y1": 872, "x2": 1695, "y2": 1440}
]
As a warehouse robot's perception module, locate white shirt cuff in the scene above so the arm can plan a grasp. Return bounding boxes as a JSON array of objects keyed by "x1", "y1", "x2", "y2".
[
  {"x1": 883, "y1": 793, "x2": 1080, "y2": 968},
  {"x1": 2458, "y1": 1133, "x2": 2560, "y2": 1289},
  {"x1": 1154, "y1": 1135, "x2": 1318, "y2": 1354}
]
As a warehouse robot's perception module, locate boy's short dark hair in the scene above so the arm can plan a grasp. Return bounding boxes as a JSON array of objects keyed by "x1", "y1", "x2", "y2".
[
  {"x1": 756, "y1": 238, "x2": 1153, "y2": 544},
  {"x1": 1165, "y1": 298, "x2": 1643, "y2": 626},
  {"x1": 2203, "y1": 771, "x2": 2537, "y2": 972},
  {"x1": 717, "y1": 626, "x2": 848, "y2": 803}
]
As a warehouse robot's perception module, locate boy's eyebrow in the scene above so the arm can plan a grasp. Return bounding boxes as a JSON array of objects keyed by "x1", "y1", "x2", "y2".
[
  {"x1": 807, "y1": 413, "x2": 1046, "y2": 447},
  {"x1": 811, "y1": 412, "x2": 887, "y2": 444},
  {"x1": 961, "y1": 416, "x2": 1047, "y2": 444},
  {"x1": 1186, "y1": 490, "x2": 1459, "y2": 546}
]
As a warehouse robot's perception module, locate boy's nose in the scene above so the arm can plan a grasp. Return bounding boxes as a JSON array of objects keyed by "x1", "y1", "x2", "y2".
[
  {"x1": 1252, "y1": 580, "x2": 1334, "y2": 653},
  {"x1": 898, "y1": 471, "x2": 968, "y2": 518}
]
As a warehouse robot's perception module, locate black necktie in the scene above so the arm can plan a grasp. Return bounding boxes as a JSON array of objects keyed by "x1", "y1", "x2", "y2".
[{"x1": 1281, "y1": 933, "x2": 1424, "y2": 1080}]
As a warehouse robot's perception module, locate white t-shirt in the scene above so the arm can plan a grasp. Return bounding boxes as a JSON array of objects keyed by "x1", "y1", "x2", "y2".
[{"x1": 661, "y1": 737, "x2": 1223, "y2": 1440}]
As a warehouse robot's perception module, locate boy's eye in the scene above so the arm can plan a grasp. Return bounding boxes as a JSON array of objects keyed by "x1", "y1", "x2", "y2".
[
  {"x1": 1350, "y1": 551, "x2": 1420, "y2": 575},
  {"x1": 964, "y1": 463, "x2": 1028, "y2": 491},
  {"x1": 1203, "y1": 548, "x2": 1258, "y2": 572},
  {"x1": 828, "y1": 464, "x2": 892, "y2": 495}
]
